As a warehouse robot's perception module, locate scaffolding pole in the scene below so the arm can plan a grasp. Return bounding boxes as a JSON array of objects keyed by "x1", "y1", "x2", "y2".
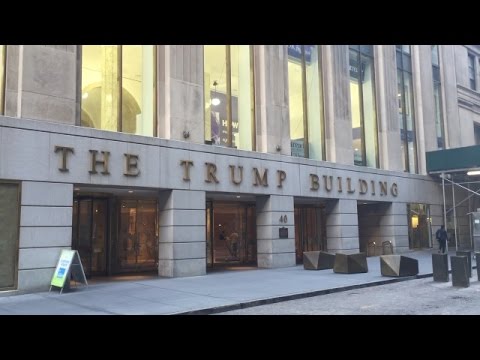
[
  {"x1": 452, "y1": 178, "x2": 458, "y2": 251},
  {"x1": 442, "y1": 174, "x2": 447, "y2": 230}
]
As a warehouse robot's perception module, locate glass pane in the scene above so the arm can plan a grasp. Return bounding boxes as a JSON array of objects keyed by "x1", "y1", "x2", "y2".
[
  {"x1": 230, "y1": 45, "x2": 253, "y2": 151},
  {"x1": 397, "y1": 69, "x2": 407, "y2": 172},
  {"x1": 396, "y1": 51, "x2": 403, "y2": 69},
  {"x1": 305, "y1": 45, "x2": 324, "y2": 161},
  {"x1": 402, "y1": 45, "x2": 410, "y2": 54},
  {"x1": 360, "y1": 54, "x2": 378, "y2": 168},
  {"x1": 0, "y1": 45, "x2": 5, "y2": 115},
  {"x1": 404, "y1": 73, "x2": 417, "y2": 173},
  {"x1": 91, "y1": 200, "x2": 107, "y2": 274},
  {"x1": 350, "y1": 49, "x2": 364, "y2": 166},
  {"x1": 121, "y1": 45, "x2": 155, "y2": 136},
  {"x1": 81, "y1": 45, "x2": 120, "y2": 132},
  {"x1": 204, "y1": 45, "x2": 227, "y2": 146},
  {"x1": 288, "y1": 45, "x2": 305, "y2": 157},
  {"x1": 433, "y1": 82, "x2": 444, "y2": 148},
  {"x1": 360, "y1": 45, "x2": 373, "y2": 56},
  {"x1": 408, "y1": 204, "x2": 431, "y2": 249},
  {"x1": 77, "y1": 200, "x2": 92, "y2": 277},
  {"x1": 135, "y1": 200, "x2": 158, "y2": 269},
  {"x1": 206, "y1": 203, "x2": 213, "y2": 266},
  {"x1": 431, "y1": 45, "x2": 440, "y2": 67}
]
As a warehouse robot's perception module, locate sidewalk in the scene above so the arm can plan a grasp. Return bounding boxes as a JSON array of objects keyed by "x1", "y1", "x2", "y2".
[{"x1": 0, "y1": 249, "x2": 474, "y2": 315}]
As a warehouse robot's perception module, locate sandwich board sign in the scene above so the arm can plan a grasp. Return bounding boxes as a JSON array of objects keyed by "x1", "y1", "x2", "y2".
[{"x1": 50, "y1": 249, "x2": 88, "y2": 293}]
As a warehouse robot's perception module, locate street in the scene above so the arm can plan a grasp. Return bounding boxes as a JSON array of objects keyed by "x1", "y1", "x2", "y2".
[{"x1": 217, "y1": 276, "x2": 480, "y2": 315}]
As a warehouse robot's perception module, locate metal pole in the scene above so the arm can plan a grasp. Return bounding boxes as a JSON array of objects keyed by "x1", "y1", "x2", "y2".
[
  {"x1": 452, "y1": 177, "x2": 458, "y2": 251},
  {"x1": 442, "y1": 173, "x2": 447, "y2": 229}
]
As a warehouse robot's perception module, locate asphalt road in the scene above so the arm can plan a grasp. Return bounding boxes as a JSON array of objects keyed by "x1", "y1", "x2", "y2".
[{"x1": 218, "y1": 276, "x2": 480, "y2": 315}]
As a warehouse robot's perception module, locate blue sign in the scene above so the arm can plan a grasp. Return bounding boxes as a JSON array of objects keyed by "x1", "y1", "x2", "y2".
[{"x1": 288, "y1": 45, "x2": 313, "y2": 64}]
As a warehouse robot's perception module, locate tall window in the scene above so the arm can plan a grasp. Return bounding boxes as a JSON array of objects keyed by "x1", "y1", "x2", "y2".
[
  {"x1": 468, "y1": 53, "x2": 476, "y2": 91},
  {"x1": 349, "y1": 45, "x2": 378, "y2": 167},
  {"x1": 431, "y1": 45, "x2": 445, "y2": 149},
  {"x1": 396, "y1": 45, "x2": 418, "y2": 173},
  {"x1": 81, "y1": 45, "x2": 156, "y2": 136},
  {"x1": 0, "y1": 45, "x2": 5, "y2": 115},
  {"x1": 204, "y1": 45, "x2": 255, "y2": 151},
  {"x1": 287, "y1": 45, "x2": 325, "y2": 160}
]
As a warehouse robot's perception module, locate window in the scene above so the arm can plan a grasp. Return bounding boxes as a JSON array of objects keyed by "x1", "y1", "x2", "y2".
[
  {"x1": 474, "y1": 124, "x2": 480, "y2": 145},
  {"x1": 287, "y1": 45, "x2": 325, "y2": 160},
  {"x1": 431, "y1": 45, "x2": 445, "y2": 149},
  {"x1": 204, "y1": 45, "x2": 255, "y2": 151},
  {"x1": 349, "y1": 45, "x2": 378, "y2": 167},
  {"x1": 396, "y1": 45, "x2": 418, "y2": 173},
  {"x1": 468, "y1": 53, "x2": 476, "y2": 91},
  {"x1": 0, "y1": 45, "x2": 5, "y2": 115},
  {"x1": 81, "y1": 45, "x2": 156, "y2": 136}
]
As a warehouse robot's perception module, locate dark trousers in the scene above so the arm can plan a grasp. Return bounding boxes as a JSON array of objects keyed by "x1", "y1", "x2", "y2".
[{"x1": 439, "y1": 239, "x2": 447, "y2": 254}]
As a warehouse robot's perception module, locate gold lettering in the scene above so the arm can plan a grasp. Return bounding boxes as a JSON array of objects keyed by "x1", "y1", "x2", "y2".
[
  {"x1": 337, "y1": 177, "x2": 343, "y2": 193},
  {"x1": 180, "y1": 160, "x2": 194, "y2": 182},
  {"x1": 253, "y1": 168, "x2": 268, "y2": 187},
  {"x1": 229, "y1": 165, "x2": 243, "y2": 185},
  {"x1": 323, "y1": 175, "x2": 333, "y2": 192},
  {"x1": 379, "y1": 181, "x2": 388, "y2": 196},
  {"x1": 124, "y1": 154, "x2": 140, "y2": 177},
  {"x1": 371, "y1": 180, "x2": 376, "y2": 195},
  {"x1": 310, "y1": 174, "x2": 319, "y2": 191},
  {"x1": 277, "y1": 170, "x2": 287, "y2": 188},
  {"x1": 54, "y1": 146, "x2": 74, "y2": 172},
  {"x1": 205, "y1": 162, "x2": 219, "y2": 183},
  {"x1": 391, "y1": 183, "x2": 398, "y2": 197},
  {"x1": 89, "y1": 150, "x2": 110, "y2": 175},
  {"x1": 359, "y1": 179, "x2": 368, "y2": 194},
  {"x1": 346, "y1": 177, "x2": 355, "y2": 193}
]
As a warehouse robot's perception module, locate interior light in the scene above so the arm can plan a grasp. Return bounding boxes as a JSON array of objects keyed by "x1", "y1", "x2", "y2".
[
  {"x1": 467, "y1": 170, "x2": 480, "y2": 176},
  {"x1": 128, "y1": 190, "x2": 134, "y2": 193},
  {"x1": 74, "y1": 187, "x2": 80, "y2": 191},
  {"x1": 411, "y1": 214, "x2": 419, "y2": 229},
  {"x1": 82, "y1": 93, "x2": 89, "y2": 99},
  {"x1": 211, "y1": 80, "x2": 221, "y2": 106},
  {"x1": 236, "y1": 195, "x2": 241, "y2": 198}
]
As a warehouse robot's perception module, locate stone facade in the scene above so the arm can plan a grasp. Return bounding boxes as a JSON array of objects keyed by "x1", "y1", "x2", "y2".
[{"x1": 0, "y1": 45, "x2": 479, "y2": 293}]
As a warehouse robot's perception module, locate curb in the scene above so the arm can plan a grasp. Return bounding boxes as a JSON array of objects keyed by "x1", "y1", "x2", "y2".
[{"x1": 175, "y1": 265, "x2": 477, "y2": 315}]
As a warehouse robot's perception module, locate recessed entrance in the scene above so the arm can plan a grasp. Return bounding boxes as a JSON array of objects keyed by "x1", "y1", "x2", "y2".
[
  {"x1": 206, "y1": 201, "x2": 257, "y2": 268},
  {"x1": 294, "y1": 205, "x2": 327, "y2": 264},
  {"x1": 72, "y1": 190, "x2": 159, "y2": 278}
]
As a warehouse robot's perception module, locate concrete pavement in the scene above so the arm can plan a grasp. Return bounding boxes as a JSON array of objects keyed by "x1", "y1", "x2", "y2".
[{"x1": 0, "y1": 249, "x2": 475, "y2": 315}]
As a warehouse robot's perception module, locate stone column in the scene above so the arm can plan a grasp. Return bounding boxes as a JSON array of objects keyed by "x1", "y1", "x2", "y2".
[
  {"x1": 18, "y1": 181, "x2": 73, "y2": 291},
  {"x1": 326, "y1": 199, "x2": 359, "y2": 253},
  {"x1": 157, "y1": 45, "x2": 204, "y2": 143},
  {"x1": 256, "y1": 195, "x2": 295, "y2": 268},
  {"x1": 254, "y1": 45, "x2": 290, "y2": 155},
  {"x1": 322, "y1": 45, "x2": 353, "y2": 165},
  {"x1": 4, "y1": 45, "x2": 77, "y2": 125},
  {"x1": 158, "y1": 189, "x2": 206, "y2": 277},
  {"x1": 374, "y1": 45, "x2": 402, "y2": 171},
  {"x1": 412, "y1": 45, "x2": 437, "y2": 174},
  {"x1": 441, "y1": 45, "x2": 461, "y2": 148}
]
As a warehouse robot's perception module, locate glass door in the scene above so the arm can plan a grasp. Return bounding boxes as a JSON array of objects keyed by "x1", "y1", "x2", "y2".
[
  {"x1": 72, "y1": 198, "x2": 108, "y2": 277},
  {"x1": 116, "y1": 199, "x2": 158, "y2": 273},
  {"x1": 207, "y1": 202, "x2": 257, "y2": 267},
  {"x1": 294, "y1": 206, "x2": 327, "y2": 264}
]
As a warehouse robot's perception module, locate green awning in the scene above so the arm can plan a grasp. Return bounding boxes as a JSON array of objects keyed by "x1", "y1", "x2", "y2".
[{"x1": 426, "y1": 145, "x2": 480, "y2": 173}]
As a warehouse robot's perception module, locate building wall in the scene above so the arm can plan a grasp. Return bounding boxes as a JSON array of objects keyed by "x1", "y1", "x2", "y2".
[{"x1": 1, "y1": 44, "x2": 479, "y2": 292}]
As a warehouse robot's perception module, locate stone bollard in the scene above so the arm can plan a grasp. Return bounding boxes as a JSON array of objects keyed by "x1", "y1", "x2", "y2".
[
  {"x1": 432, "y1": 253, "x2": 449, "y2": 282},
  {"x1": 456, "y1": 250, "x2": 472, "y2": 278},
  {"x1": 451, "y1": 255, "x2": 470, "y2": 288}
]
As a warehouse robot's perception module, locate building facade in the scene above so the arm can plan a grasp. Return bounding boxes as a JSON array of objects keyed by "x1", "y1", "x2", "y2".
[{"x1": 0, "y1": 45, "x2": 479, "y2": 293}]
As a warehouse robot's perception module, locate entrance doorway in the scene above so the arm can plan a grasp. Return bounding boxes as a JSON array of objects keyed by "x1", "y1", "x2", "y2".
[
  {"x1": 72, "y1": 198, "x2": 108, "y2": 277},
  {"x1": 294, "y1": 206, "x2": 327, "y2": 264},
  {"x1": 72, "y1": 195, "x2": 158, "y2": 278},
  {"x1": 206, "y1": 202, "x2": 257, "y2": 267}
]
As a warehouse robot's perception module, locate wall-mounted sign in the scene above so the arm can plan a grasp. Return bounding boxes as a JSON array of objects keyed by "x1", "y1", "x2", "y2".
[{"x1": 279, "y1": 227, "x2": 288, "y2": 239}]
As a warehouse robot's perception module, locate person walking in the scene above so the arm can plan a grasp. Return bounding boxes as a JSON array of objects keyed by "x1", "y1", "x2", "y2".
[{"x1": 435, "y1": 225, "x2": 448, "y2": 254}]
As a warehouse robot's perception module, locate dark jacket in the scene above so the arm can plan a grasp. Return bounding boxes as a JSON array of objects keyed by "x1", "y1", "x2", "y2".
[{"x1": 436, "y1": 228, "x2": 448, "y2": 242}]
